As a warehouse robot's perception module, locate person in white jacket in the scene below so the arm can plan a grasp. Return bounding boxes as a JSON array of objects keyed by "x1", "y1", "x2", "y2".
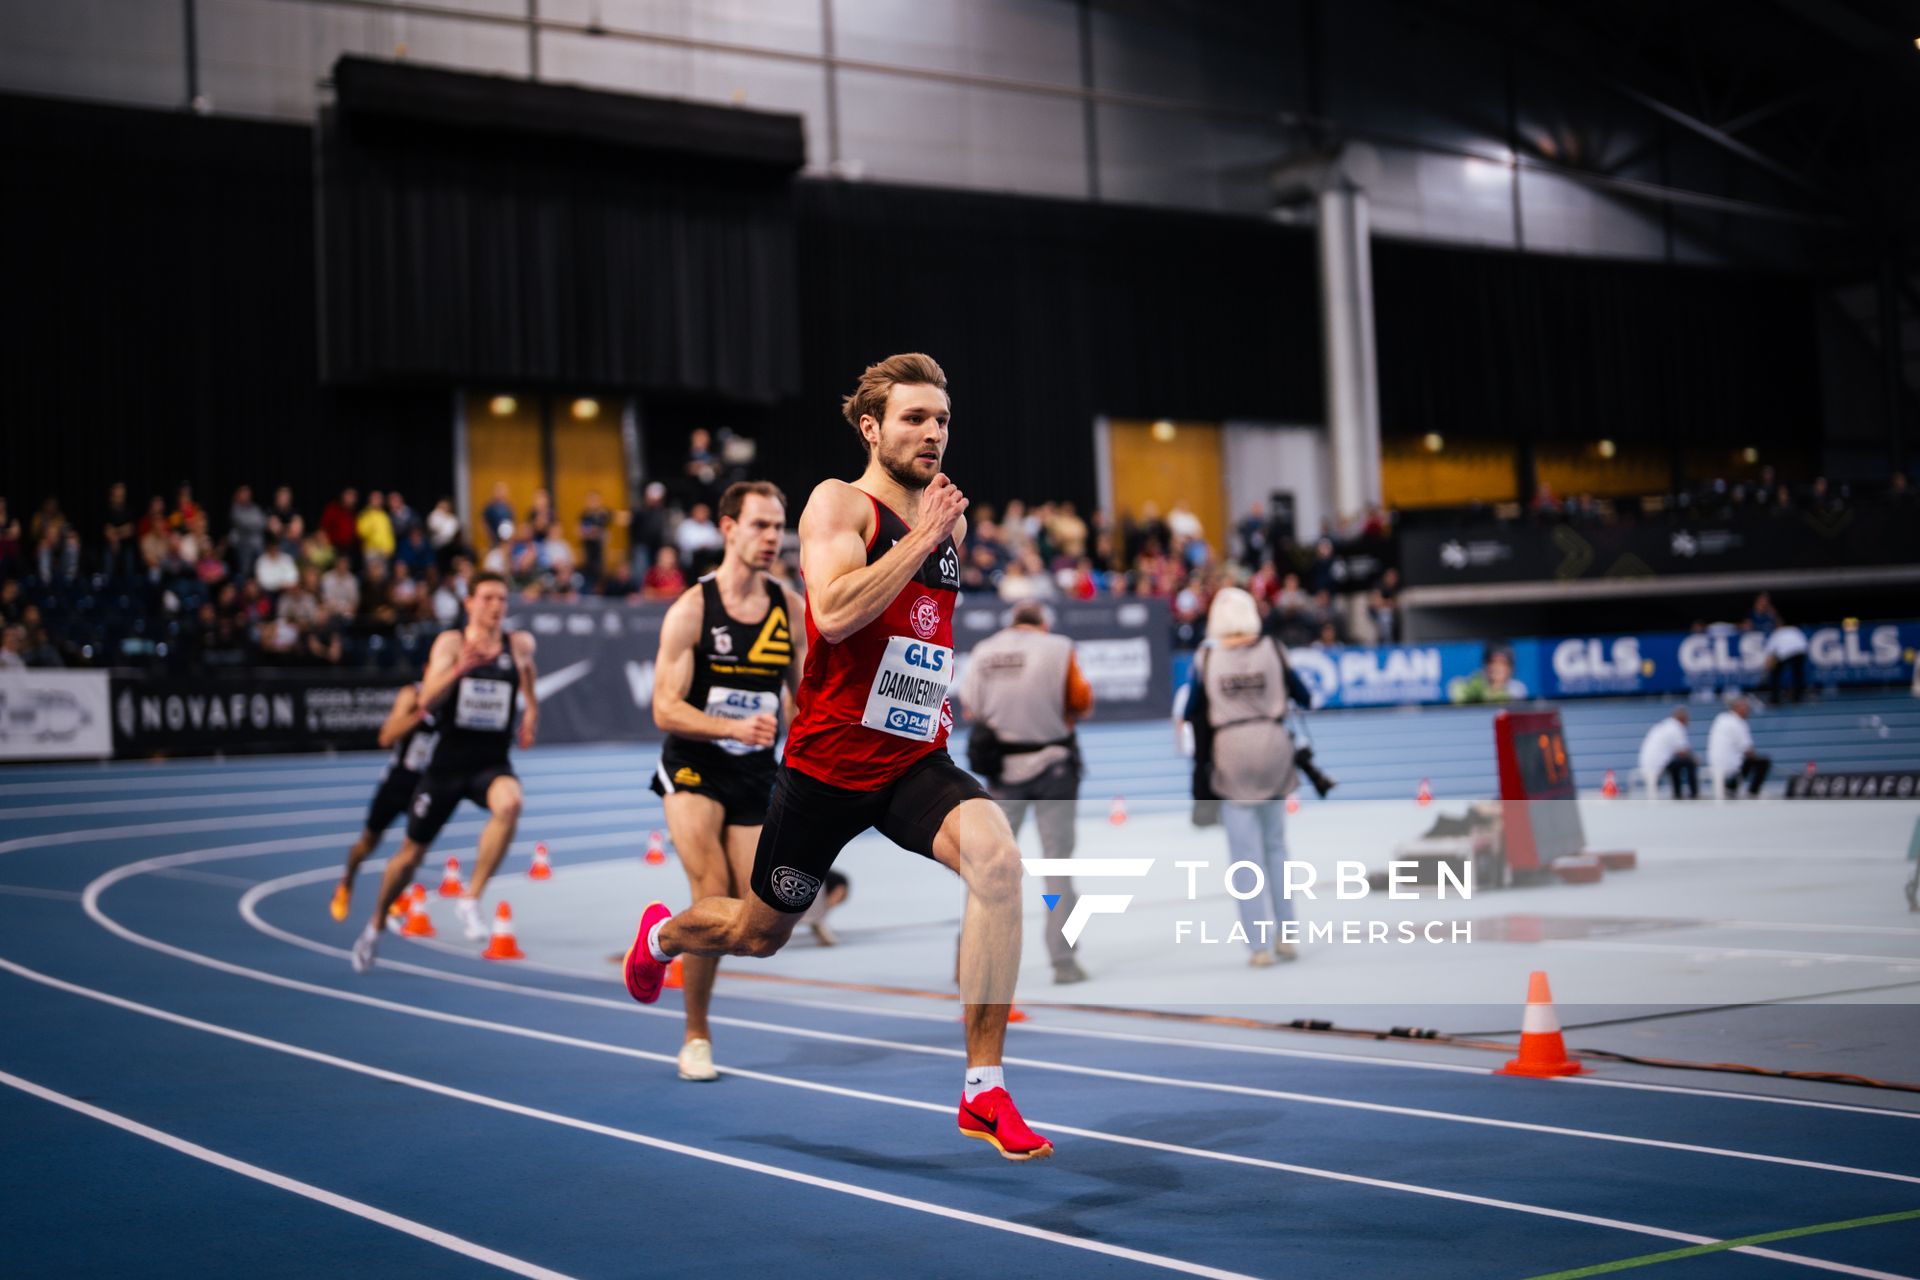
[
  {"x1": 1763, "y1": 617, "x2": 1810, "y2": 704},
  {"x1": 1708, "y1": 696, "x2": 1771, "y2": 798},
  {"x1": 1638, "y1": 707, "x2": 1696, "y2": 799}
]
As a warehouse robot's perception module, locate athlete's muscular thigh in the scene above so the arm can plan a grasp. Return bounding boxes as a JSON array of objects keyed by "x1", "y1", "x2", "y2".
[{"x1": 664, "y1": 790, "x2": 730, "y2": 895}]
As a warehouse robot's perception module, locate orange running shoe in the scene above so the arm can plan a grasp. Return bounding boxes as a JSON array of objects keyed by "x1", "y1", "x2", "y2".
[
  {"x1": 958, "y1": 1087, "x2": 1054, "y2": 1161},
  {"x1": 329, "y1": 882, "x2": 351, "y2": 923}
]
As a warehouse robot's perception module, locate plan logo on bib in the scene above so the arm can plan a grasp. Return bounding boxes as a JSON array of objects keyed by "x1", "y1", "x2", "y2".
[{"x1": 909, "y1": 595, "x2": 941, "y2": 640}]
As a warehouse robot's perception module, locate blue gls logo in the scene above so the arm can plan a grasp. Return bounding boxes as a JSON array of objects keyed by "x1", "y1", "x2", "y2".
[
  {"x1": 723, "y1": 692, "x2": 761, "y2": 708},
  {"x1": 885, "y1": 707, "x2": 931, "y2": 733},
  {"x1": 904, "y1": 643, "x2": 946, "y2": 672}
]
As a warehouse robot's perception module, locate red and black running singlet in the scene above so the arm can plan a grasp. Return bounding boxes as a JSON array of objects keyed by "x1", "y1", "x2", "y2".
[{"x1": 784, "y1": 491, "x2": 963, "y2": 790}]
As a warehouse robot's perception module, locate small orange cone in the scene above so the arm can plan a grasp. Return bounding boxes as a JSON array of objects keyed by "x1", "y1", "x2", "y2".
[
  {"x1": 644, "y1": 830, "x2": 667, "y2": 866},
  {"x1": 1416, "y1": 779, "x2": 1432, "y2": 806},
  {"x1": 481, "y1": 902, "x2": 525, "y2": 960},
  {"x1": 528, "y1": 842, "x2": 552, "y2": 881},
  {"x1": 402, "y1": 884, "x2": 436, "y2": 937},
  {"x1": 1601, "y1": 769, "x2": 1619, "y2": 799},
  {"x1": 437, "y1": 856, "x2": 464, "y2": 897},
  {"x1": 1109, "y1": 796, "x2": 1128, "y2": 825},
  {"x1": 1496, "y1": 971, "x2": 1588, "y2": 1077},
  {"x1": 1008, "y1": 1007, "x2": 1029, "y2": 1023},
  {"x1": 662, "y1": 956, "x2": 684, "y2": 989},
  {"x1": 1286, "y1": 794, "x2": 1301, "y2": 815}
]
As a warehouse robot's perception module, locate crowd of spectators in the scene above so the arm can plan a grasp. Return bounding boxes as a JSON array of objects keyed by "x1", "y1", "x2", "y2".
[{"x1": 1414, "y1": 469, "x2": 1914, "y2": 530}]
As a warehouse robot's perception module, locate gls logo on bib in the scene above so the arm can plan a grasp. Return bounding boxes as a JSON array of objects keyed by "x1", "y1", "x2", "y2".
[{"x1": 903, "y1": 643, "x2": 946, "y2": 673}]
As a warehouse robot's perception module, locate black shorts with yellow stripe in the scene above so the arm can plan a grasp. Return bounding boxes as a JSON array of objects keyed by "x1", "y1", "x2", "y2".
[{"x1": 649, "y1": 740, "x2": 776, "y2": 828}]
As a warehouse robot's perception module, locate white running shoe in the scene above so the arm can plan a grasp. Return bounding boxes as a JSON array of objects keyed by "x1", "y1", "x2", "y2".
[
  {"x1": 456, "y1": 896, "x2": 486, "y2": 942},
  {"x1": 678, "y1": 1037, "x2": 719, "y2": 1082},
  {"x1": 351, "y1": 926, "x2": 380, "y2": 974}
]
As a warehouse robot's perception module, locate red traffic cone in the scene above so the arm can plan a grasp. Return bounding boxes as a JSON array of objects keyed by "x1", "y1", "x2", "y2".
[
  {"x1": 1496, "y1": 971, "x2": 1588, "y2": 1078},
  {"x1": 1286, "y1": 794, "x2": 1301, "y2": 815},
  {"x1": 402, "y1": 884, "x2": 436, "y2": 937},
  {"x1": 1109, "y1": 796, "x2": 1128, "y2": 826},
  {"x1": 437, "y1": 856, "x2": 464, "y2": 897},
  {"x1": 1805, "y1": 760, "x2": 1817, "y2": 778},
  {"x1": 644, "y1": 830, "x2": 667, "y2": 866},
  {"x1": 662, "y1": 956, "x2": 684, "y2": 989},
  {"x1": 1601, "y1": 769, "x2": 1619, "y2": 799},
  {"x1": 528, "y1": 842, "x2": 552, "y2": 881},
  {"x1": 480, "y1": 901, "x2": 525, "y2": 960},
  {"x1": 1416, "y1": 779, "x2": 1432, "y2": 806}
]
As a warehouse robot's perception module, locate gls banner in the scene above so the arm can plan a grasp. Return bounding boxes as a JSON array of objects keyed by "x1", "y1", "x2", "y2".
[{"x1": 1538, "y1": 620, "x2": 1920, "y2": 698}]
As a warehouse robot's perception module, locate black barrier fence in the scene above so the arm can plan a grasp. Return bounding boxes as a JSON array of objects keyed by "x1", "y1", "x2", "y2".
[
  {"x1": 110, "y1": 672, "x2": 412, "y2": 757},
  {"x1": 108, "y1": 597, "x2": 1173, "y2": 757}
]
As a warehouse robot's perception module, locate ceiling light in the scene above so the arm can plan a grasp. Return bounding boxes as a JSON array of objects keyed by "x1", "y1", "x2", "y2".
[
  {"x1": 572, "y1": 398, "x2": 601, "y2": 421},
  {"x1": 489, "y1": 395, "x2": 516, "y2": 416},
  {"x1": 1741, "y1": 446, "x2": 1759, "y2": 465},
  {"x1": 1597, "y1": 439, "x2": 1616, "y2": 459},
  {"x1": 1150, "y1": 420, "x2": 1176, "y2": 442},
  {"x1": 1422, "y1": 433, "x2": 1444, "y2": 453}
]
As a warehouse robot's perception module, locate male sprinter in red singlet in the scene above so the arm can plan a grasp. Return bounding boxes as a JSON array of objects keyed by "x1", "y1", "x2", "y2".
[{"x1": 623, "y1": 353, "x2": 1051, "y2": 1160}]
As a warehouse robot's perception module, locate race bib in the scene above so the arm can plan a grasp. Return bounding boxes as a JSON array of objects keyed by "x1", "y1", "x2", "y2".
[
  {"x1": 401, "y1": 729, "x2": 440, "y2": 772},
  {"x1": 860, "y1": 636, "x2": 955, "y2": 742},
  {"x1": 704, "y1": 685, "x2": 779, "y2": 756},
  {"x1": 455, "y1": 678, "x2": 512, "y2": 731}
]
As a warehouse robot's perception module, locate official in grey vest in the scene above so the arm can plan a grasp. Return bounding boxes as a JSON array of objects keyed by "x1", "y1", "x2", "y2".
[
  {"x1": 1184, "y1": 587, "x2": 1300, "y2": 966},
  {"x1": 958, "y1": 601, "x2": 1095, "y2": 984}
]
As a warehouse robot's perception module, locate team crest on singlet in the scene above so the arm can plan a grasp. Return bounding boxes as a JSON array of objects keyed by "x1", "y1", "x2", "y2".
[
  {"x1": 769, "y1": 865, "x2": 823, "y2": 909},
  {"x1": 909, "y1": 595, "x2": 940, "y2": 640},
  {"x1": 710, "y1": 626, "x2": 733, "y2": 656}
]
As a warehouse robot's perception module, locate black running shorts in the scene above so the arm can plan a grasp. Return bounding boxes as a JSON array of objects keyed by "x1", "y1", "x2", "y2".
[
  {"x1": 364, "y1": 766, "x2": 422, "y2": 837},
  {"x1": 404, "y1": 765, "x2": 516, "y2": 845},
  {"x1": 749, "y1": 750, "x2": 989, "y2": 913},
  {"x1": 648, "y1": 747, "x2": 776, "y2": 828}
]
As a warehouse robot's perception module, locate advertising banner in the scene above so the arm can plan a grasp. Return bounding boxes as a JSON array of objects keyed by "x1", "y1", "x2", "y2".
[
  {"x1": 110, "y1": 674, "x2": 410, "y2": 757},
  {"x1": 0, "y1": 671, "x2": 113, "y2": 761}
]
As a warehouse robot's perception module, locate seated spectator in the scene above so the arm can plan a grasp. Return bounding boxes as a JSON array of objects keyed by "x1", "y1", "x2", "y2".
[
  {"x1": 18, "y1": 606, "x2": 64, "y2": 667},
  {"x1": 319, "y1": 558, "x2": 360, "y2": 621},
  {"x1": 267, "y1": 485, "x2": 298, "y2": 542},
  {"x1": 642, "y1": 546, "x2": 686, "y2": 600},
  {"x1": 433, "y1": 556, "x2": 473, "y2": 625},
  {"x1": 303, "y1": 526, "x2": 339, "y2": 574},
  {"x1": 578, "y1": 489, "x2": 612, "y2": 585},
  {"x1": 35, "y1": 524, "x2": 81, "y2": 584},
  {"x1": 386, "y1": 490, "x2": 416, "y2": 540},
  {"x1": 629, "y1": 482, "x2": 669, "y2": 575},
  {"x1": 675, "y1": 501, "x2": 724, "y2": 573},
  {"x1": 1762, "y1": 615, "x2": 1810, "y2": 704},
  {"x1": 1708, "y1": 696, "x2": 1770, "y2": 798},
  {"x1": 136, "y1": 495, "x2": 169, "y2": 541},
  {"x1": 139, "y1": 511, "x2": 179, "y2": 578},
  {"x1": 360, "y1": 557, "x2": 398, "y2": 629},
  {"x1": 319, "y1": 488, "x2": 360, "y2": 561},
  {"x1": 427, "y1": 497, "x2": 463, "y2": 565},
  {"x1": 600, "y1": 560, "x2": 639, "y2": 600},
  {"x1": 169, "y1": 484, "x2": 201, "y2": 532},
  {"x1": 357, "y1": 489, "x2": 396, "y2": 561},
  {"x1": 229, "y1": 485, "x2": 267, "y2": 577},
  {"x1": 1307, "y1": 538, "x2": 1345, "y2": 594},
  {"x1": 0, "y1": 623, "x2": 26, "y2": 670},
  {"x1": 397, "y1": 523, "x2": 435, "y2": 577},
  {"x1": 102, "y1": 482, "x2": 136, "y2": 580},
  {"x1": 998, "y1": 550, "x2": 1057, "y2": 604},
  {"x1": 1748, "y1": 591, "x2": 1780, "y2": 632},
  {"x1": 388, "y1": 560, "x2": 424, "y2": 621},
  {"x1": 255, "y1": 541, "x2": 298, "y2": 594},
  {"x1": 1638, "y1": 707, "x2": 1697, "y2": 799}
]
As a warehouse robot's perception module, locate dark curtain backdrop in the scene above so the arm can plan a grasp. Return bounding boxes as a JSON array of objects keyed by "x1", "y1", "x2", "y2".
[
  {"x1": 317, "y1": 111, "x2": 800, "y2": 400},
  {"x1": 1372, "y1": 237, "x2": 1819, "y2": 446},
  {"x1": 0, "y1": 94, "x2": 448, "y2": 537},
  {"x1": 762, "y1": 179, "x2": 1325, "y2": 515}
]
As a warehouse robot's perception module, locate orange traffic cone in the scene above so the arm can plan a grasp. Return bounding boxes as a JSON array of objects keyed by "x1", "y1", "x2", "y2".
[
  {"x1": 1008, "y1": 1007, "x2": 1029, "y2": 1024},
  {"x1": 1416, "y1": 779, "x2": 1432, "y2": 806},
  {"x1": 662, "y1": 956, "x2": 684, "y2": 989},
  {"x1": 437, "y1": 856, "x2": 464, "y2": 897},
  {"x1": 1286, "y1": 794, "x2": 1301, "y2": 815},
  {"x1": 1496, "y1": 971, "x2": 1588, "y2": 1077},
  {"x1": 644, "y1": 830, "x2": 667, "y2": 866},
  {"x1": 1109, "y1": 796, "x2": 1128, "y2": 825},
  {"x1": 481, "y1": 902, "x2": 526, "y2": 960},
  {"x1": 402, "y1": 884, "x2": 436, "y2": 937},
  {"x1": 529, "y1": 842, "x2": 552, "y2": 881},
  {"x1": 1601, "y1": 769, "x2": 1619, "y2": 799}
]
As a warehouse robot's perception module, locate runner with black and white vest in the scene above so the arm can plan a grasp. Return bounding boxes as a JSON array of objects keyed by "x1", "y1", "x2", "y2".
[
  {"x1": 351, "y1": 570, "x2": 537, "y2": 973},
  {"x1": 328, "y1": 682, "x2": 439, "y2": 923},
  {"x1": 646, "y1": 479, "x2": 806, "y2": 1082}
]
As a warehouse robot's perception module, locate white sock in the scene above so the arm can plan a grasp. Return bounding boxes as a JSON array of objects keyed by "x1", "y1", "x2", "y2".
[
  {"x1": 647, "y1": 917, "x2": 673, "y2": 965},
  {"x1": 963, "y1": 1065, "x2": 1004, "y2": 1102},
  {"x1": 358, "y1": 921, "x2": 379, "y2": 946}
]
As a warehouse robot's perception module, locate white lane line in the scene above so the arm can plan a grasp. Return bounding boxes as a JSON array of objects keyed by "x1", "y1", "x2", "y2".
[
  {"x1": 0, "y1": 755, "x2": 654, "y2": 798},
  {"x1": 152, "y1": 868, "x2": 266, "y2": 889},
  {"x1": 0, "y1": 770, "x2": 658, "y2": 820},
  {"x1": 0, "y1": 959, "x2": 1260, "y2": 1280},
  {"x1": 249, "y1": 855, "x2": 1920, "y2": 1124},
  {"x1": 0, "y1": 1068, "x2": 578, "y2": 1280},
  {"x1": 0, "y1": 883, "x2": 84, "y2": 901},
  {"x1": 91, "y1": 848, "x2": 1920, "y2": 1192},
  {"x1": 1556, "y1": 939, "x2": 1920, "y2": 966}
]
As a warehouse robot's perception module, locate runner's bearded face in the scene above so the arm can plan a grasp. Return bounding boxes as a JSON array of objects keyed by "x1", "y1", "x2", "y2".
[
  {"x1": 867, "y1": 385, "x2": 950, "y2": 491},
  {"x1": 723, "y1": 493, "x2": 786, "y2": 570}
]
